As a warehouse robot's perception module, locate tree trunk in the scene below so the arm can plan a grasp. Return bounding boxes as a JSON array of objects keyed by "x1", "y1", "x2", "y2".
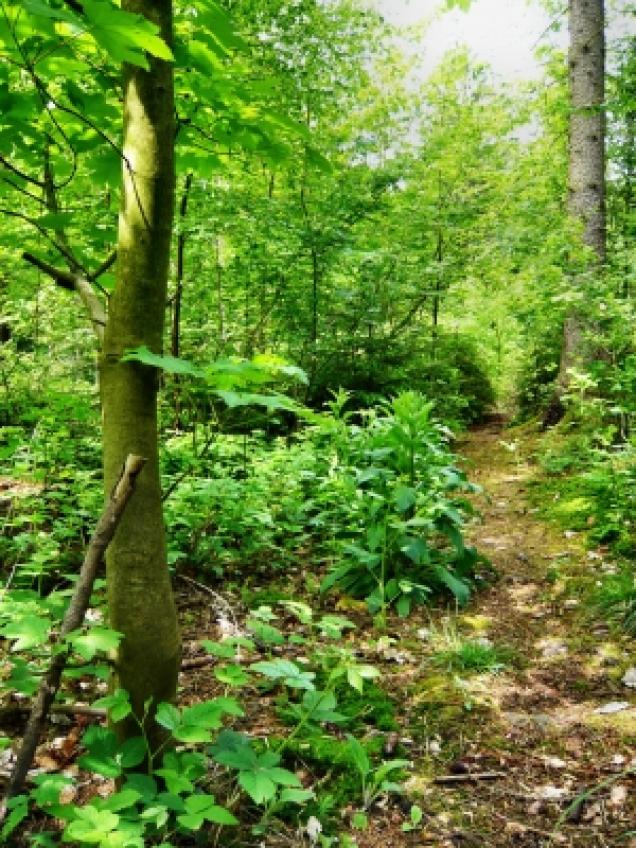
[
  {"x1": 99, "y1": 0, "x2": 180, "y2": 742},
  {"x1": 545, "y1": 0, "x2": 605, "y2": 426}
]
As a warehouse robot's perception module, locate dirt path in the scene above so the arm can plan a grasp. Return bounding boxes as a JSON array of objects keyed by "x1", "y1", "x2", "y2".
[{"x1": 394, "y1": 422, "x2": 636, "y2": 848}]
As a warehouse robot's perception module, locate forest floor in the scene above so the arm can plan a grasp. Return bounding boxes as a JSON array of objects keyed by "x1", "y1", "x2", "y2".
[
  {"x1": 341, "y1": 420, "x2": 635, "y2": 848},
  {"x1": 4, "y1": 421, "x2": 635, "y2": 847},
  {"x1": 174, "y1": 420, "x2": 635, "y2": 847}
]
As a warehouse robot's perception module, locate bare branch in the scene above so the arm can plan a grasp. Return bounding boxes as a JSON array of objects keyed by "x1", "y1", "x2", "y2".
[
  {"x1": 22, "y1": 251, "x2": 76, "y2": 290},
  {"x1": 21, "y1": 251, "x2": 107, "y2": 344},
  {"x1": 89, "y1": 250, "x2": 117, "y2": 281}
]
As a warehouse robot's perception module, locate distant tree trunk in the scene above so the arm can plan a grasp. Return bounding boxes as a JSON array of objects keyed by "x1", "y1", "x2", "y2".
[
  {"x1": 171, "y1": 172, "x2": 193, "y2": 430},
  {"x1": 545, "y1": 0, "x2": 605, "y2": 425},
  {"x1": 100, "y1": 0, "x2": 180, "y2": 742}
]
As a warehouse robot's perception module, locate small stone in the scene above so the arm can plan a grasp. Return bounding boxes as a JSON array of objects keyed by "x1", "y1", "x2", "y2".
[
  {"x1": 540, "y1": 639, "x2": 568, "y2": 659},
  {"x1": 595, "y1": 702, "x2": 630, "y2": 715},
  {"x1": 621, "y1": 668, "x2": 636, "y2": 688},
  {"x1": 563, "y1": 599, "x2": 579, "y2": 609},
  {"x1": 429, "y1": 738, "x2": 442, "y2": 756},
  {"x1": 535, "y1": 785, "x2": 568, "y2": 801},
  {"x1": 306, "y1": 815, "x2": 322, "y2": 842},
  {"x1": 543, "y1": 756, "x2": 567, "y2": 770}
]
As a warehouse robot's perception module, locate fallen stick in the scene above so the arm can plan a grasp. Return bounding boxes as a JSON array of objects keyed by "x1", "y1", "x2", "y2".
[
  {"x1": 0, "y1": 455, "x2": 146, "y2": 820},
  {"x1": 0, "y1": 703, "x2": 107, "y2": 723},
  {"x1": 433, "y1": 771, "x2": 506, "y2": 784}
]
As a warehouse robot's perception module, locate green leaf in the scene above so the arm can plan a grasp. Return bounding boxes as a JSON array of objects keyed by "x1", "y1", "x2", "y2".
[
  {"x1": 83, "y1": 0, "x2": 174, "y2": 68},
  {"x1": 214, "y1": 664, "x2": 249, "y2": 687},
  {"x1": 250, "y1": 659, "x2": 315, "y2": 690},
  {"x1": 69, "y1": 627, "x2": 122, "y2": 661},
  {"x1": 3, "y1": 615, "x2": 51, "y2": 651},
  {"x1": 154, "y1": 769, "x2": 193, "y2": 795},
  {"x1": 181, "y1": 793, "x2": 237, "y2": 825},
  {"x1": 93, "y1": 689, "x2": 131, "y2": 723},
  {"x1": 1, "y1": 795, "x2": 28, "y2": 839},
  {"x1": 31, "y1": 774, "x2": 74, "y2": 808},
  {"x1": 238, "y1": 770, "x2": 277, "y2": 805},
  {"x1": 433, "y1": 565, "x2": 471, "y2": 605},
  {"x1": 279, "y1": 787, "x2": 315, "y2": 804},
  {"x1": 155, "y1": 702, "x2": 181, "y2": 731},
  {"x1": 394, "y1": 485, "x2": 417, "y2": 513},
  {"x1": 122, "y1": 346, "x2": 202, "y2": 377},
  {"x1": 119, "y1": 736, "x2": 147, "y2": 769},
  {"x1": 245, "y1": 619, "x2": 286, "y2": 645},
  {"x1": 65, "y1": 805, "x2": 120, "y2": 843},
  {"x1": 345, "y1": 735, "x2": 370, "y2": 778},
  {"x1": 36, "y1": 212, "x2": 74, "y2": 230},
  {"x1": 99, "y1": 789, "x2": 141, "y2": 812}
]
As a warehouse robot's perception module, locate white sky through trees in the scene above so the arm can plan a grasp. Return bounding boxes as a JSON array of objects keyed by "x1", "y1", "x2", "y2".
[{"x1": 369, "y1": 0, "x2": 635, "y2": 81}]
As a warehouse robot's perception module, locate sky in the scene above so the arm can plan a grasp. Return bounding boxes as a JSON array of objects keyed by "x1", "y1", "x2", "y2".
[{"x1": 369, "y1": 0, "x2": 635, "y2": 82}]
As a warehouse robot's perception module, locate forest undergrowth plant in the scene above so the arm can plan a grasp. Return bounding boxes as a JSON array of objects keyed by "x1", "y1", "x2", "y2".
[
  {"x1": 1, "y1": 603, "x2": 406, "y2": 846},
  {"x1": 319, "y1": 391, "x2": 489, "y2": 616}
]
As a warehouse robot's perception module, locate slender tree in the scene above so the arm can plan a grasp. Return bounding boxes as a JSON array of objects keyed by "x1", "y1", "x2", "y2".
[
  {"x1": 100, "y1": 0, "x2": 180, "y2": 739},
  {"x1": 546, "y1": 0, "x2": 606, "y2": 424}
]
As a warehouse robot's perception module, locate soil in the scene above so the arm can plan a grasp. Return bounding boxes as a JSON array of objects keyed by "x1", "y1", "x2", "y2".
[{"x1": 347, "y1": 421, "x2": 636, "y2": 848}]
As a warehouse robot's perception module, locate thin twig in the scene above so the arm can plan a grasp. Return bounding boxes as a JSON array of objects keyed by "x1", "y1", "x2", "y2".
[{"x1": 433, "y1": 771, "x2": 506, "y2": 784}]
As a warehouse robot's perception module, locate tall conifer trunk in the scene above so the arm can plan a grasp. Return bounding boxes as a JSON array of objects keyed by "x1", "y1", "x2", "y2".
[
  {"x1": 547, "y1": 0, "x2": 605, "y2": 424},
  {"x1": 100, "y1": 0, "x2": 180, "y2": 736}
]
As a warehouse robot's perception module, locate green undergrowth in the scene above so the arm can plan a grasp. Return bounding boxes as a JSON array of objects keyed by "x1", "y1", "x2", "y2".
[{"x1": 527, "y1": 417, "x2": 636, "y2": 635}]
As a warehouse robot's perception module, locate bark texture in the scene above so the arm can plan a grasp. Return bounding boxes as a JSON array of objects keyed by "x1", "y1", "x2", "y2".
[
  {"x1": 100, "y1": 0, "x2": 180, "y2": 737},
  {"x1": 545, "y1": 0, "x2": 605, "y2": 426}
]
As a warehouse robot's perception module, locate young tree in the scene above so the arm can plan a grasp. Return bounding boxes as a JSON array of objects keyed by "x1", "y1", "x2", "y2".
[
  {"x1": 547, "y1": 0, "x2": 606, "y2": 423},
  {"x1": 0, "y1": 0, "x2": 180, "y2": 742},
  {"x1": 100, "y1": 0, "x2": 180, "y2": 738}
]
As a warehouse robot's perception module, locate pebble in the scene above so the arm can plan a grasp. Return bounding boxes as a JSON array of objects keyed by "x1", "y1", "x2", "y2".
[
  {"x1": 621, "y1": 668, "x2": 636, "y2": 688},
  {"x1": 595, "y1": 702, "x2": 630, "y2": 715}
]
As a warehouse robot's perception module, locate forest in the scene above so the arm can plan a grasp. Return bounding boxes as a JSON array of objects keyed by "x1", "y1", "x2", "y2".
[{"x1": 0, "y1": 0, "x2": 634, "y2": 845}]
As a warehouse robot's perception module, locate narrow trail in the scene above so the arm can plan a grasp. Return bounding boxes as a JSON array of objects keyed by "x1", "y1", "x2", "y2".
[{"x1": 400, "y1": 421, "x2": 636, "y2": 848}]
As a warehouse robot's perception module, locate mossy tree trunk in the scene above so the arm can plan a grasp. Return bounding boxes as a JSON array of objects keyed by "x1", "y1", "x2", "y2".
[
  {"x1": 100, "y1": 0, "x2": 180, "y2": 740},
  {"x1": 546, "y1": 0, "x2": 605, "y2": 425}
]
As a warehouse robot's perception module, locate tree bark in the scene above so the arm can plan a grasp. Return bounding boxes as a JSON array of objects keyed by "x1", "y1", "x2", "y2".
[
  {"x1": 545, "y1": 0, "x2": 605, "y2": 426},
  {"x1": 99, "y1": 0, "x2": 180, "y2": 742}
]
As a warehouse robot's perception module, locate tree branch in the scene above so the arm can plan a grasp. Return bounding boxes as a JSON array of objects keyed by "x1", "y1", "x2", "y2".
[
  {"x1": 22, "y1": 251, "x2": 76, "y2": 291},
  {"x1": 21, "y1": 251, "x2": 107, "y2": 344},
  {"x1": 89, "y1": 251, "x2": 117, "y2": 282}
]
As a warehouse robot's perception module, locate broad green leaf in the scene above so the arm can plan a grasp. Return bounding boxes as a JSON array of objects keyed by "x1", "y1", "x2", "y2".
[
  {"x1": 83, "y1": 0, "x2": 174, "y2": 68},
  {"x1": 93, "y1": 689, "x2": 131, "y2": 723},
  {"x1": 238, "y1": 770, "x2": 276, "y2": 805},
  {"x1": 3, "y1": 615, "x2": 51, "y2": 651},
  {"x1": 69, "y1": 627, "x2": 122, "y2": 661},
  {"x1": 155, "y1": 702, "x2": 181, "y2": 731},
  {"x1": 99, "y1": 789, "x2": 141, "y2": 812},
  {"x1": 122, "y1": 346, "x2": 202, "y2": 377},
  {"x1": 119, "y1": 736, "x2": 147, "y2": 769},
  {"x1": 433, "y1": 565, "x2": 471, "y2": 605},
  {"x1": 250, "y1": 659, "x2": 315, "y2": 690},
  {"x1": 214, "y1": 664, "x2": 249, "y2": 687},
  {"x1": 345, "y1": 735, "x2": 370, "y2": 777},
  {"x1": 394, "y1": 485, "x2": 417, "y2": 513},
  {"x1": 36, "y1": 212, "x2": 75, "y2": 230}
]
